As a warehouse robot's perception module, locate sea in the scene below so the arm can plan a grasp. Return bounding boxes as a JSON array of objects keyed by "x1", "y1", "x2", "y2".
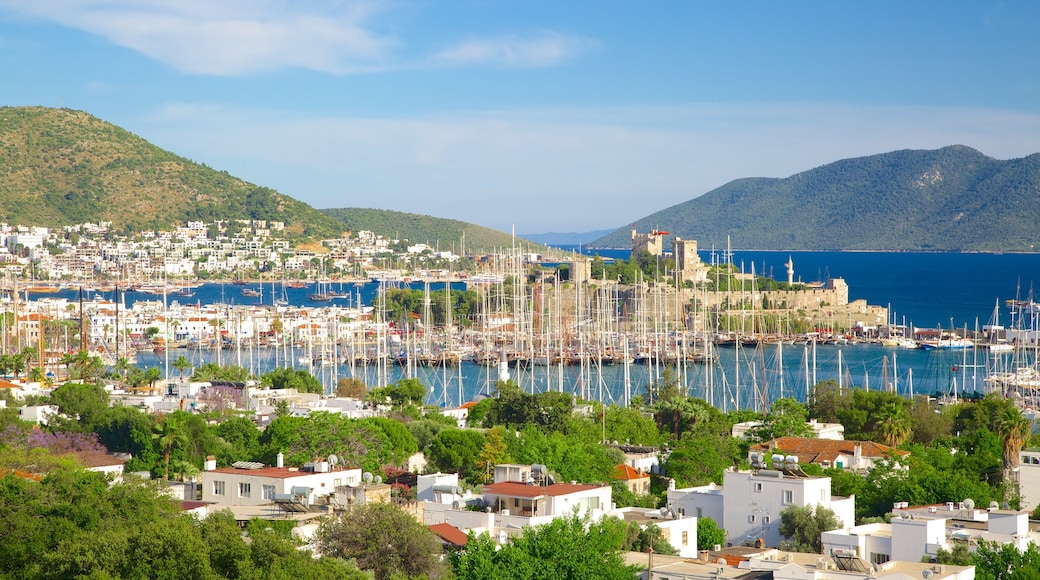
[{"x1": 29, "y1": 250, "x2": 1040, "y2": 410}]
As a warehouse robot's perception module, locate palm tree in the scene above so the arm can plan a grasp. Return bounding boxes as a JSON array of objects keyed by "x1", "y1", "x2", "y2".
[
  {"x1": 995, "y1": 407, "x2": 1032, "y2": 487},
  {"x1": 114, "y1": 356, "x2": 131, "y2": 380},
  {"x1": 878, "y1": 403, "x2": 912, "y2": 448},
  {"x1": 153, "y1": 415, "x2": 189, "y2": 483},
  {"x1": 172, "y1": 355, "x2": 192, "y2": 381}
]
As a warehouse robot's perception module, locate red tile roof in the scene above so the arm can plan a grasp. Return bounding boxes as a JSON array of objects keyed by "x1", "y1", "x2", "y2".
[
  {"x1": 429, "y1": 523, "x2": 469, "y2": 546},
  {"x1": 613, "y1": 464, "x2": 648, "y2": 481},
  {"x1": 205, "y1": 466, "x2": 355, "y2": 479},
  {"x1": 482, "y1": 481, "x2": 600, "y2": 498},
  {"x1": 750, "y1": 437, "x2": 908, "y2": 464}
]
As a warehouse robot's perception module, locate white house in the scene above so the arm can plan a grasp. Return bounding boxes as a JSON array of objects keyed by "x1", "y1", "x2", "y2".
[
  {"x1": 200, "y1": 459, "x2": 361, "y2": 508},
  {"x1": 822, "y1": 502, "x2": 1034, "y2": 565},
  {"x1": 1019, "y1": 448, "x2": 1040, "y2": 510},
  {"x1": 668, "y1": 466, "x2": 855, "y2": 549},
  {"x1": 607, "y1": 506, "x2": 699, "y2": 558},
  {"x1": 421, "y1": 463, "x2": 612, "y2": 545}
]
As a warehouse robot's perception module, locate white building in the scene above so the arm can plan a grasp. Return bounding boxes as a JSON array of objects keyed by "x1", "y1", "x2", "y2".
[
  {"x1": 1019, "y1": 448, "x2": 1040, "y2": 510},
  {"x1": 668, "y1": 467, "x2": 855, "y2": 549},
  {"x1": 822, "y1": 502, "x2": 1035, "y2": 564},
  {"x1": 607, "y1": 506, "x2": 699, "y2": 558},
  {"x1": 421, "y1": 463, "x2": 612, "y2": 545},
  {"x1": 200, "y1": 459, "x2": 361, "y2": 508}
]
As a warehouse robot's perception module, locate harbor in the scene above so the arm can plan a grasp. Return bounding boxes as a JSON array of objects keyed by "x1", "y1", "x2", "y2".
[{"x1": 7, "y1": 249, "x2": 1040, "y2": 411}]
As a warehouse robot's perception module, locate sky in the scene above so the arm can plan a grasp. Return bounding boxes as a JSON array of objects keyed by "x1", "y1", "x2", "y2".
[{"x1": 1, "y1": 1, "x2": 1039, "y2": 235}]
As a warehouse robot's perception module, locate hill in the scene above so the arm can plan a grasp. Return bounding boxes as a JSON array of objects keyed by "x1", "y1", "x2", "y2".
[
  {"x1": 0, "y1": 106, "x2": 345, "y2": 238},
  {"x1": 321, "y1": 207, "x2": 541, "y2": 254},
  {"x1": 590, "y1": 145, "x2": 1040, "y2": 251}
]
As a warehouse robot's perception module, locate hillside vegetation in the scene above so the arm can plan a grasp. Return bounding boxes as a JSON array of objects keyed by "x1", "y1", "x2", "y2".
[
  {"x1": 321, "y1": 207, "x2": 540, "y2": 254},
  {"x1": 0, "y1": 106, "x2": 346, "y2": 238},
  {"x1": 0, "y1": 106, "x2": 536, "y2": 252},
  {"x1": 591, "y1": 145, "x2": 1040, "y2": 251}
]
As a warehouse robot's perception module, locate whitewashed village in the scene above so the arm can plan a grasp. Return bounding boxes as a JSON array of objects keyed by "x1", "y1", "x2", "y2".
[{"x1": 1, "y1": 218, "x2": 1038, "y2": 579}]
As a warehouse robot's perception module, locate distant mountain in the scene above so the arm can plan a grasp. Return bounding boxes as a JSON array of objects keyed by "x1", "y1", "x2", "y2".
[
  {"x1": 520, "y1": 229, "x2": 615, "y2": 246},
  {"x1": 0, "y1": 106, "x2": 345, "y2": 238},
  {"x1": 590, "y1": 145, "x2": 1040, "y2": 252},
  {"x1": 321, "y1": 207, "x2": 541, "y2": 254}
]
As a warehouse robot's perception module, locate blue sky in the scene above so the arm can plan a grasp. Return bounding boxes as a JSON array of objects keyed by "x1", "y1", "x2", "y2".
[{"x1": 1, "y1": 1, "x2": 1039, "y2": 234}]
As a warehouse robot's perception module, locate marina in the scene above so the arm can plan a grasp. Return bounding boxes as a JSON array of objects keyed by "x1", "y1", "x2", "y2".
[{"x1": 7, "y1": 250, "x2": 1040, "y2": 410}]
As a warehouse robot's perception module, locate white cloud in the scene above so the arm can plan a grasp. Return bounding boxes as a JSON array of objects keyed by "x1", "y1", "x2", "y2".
[
  {"x1": 429, "y1": 31, "x2": 596, "y2": 68},
  {"x1": 0, "y1": 0, "x2": 396, "y2": 74},
  {"x1": 0, "y1": 0, "x2": 592, "y2": 75},
  {"x1": 129, "y1": 102, "x2": 1040, "y2": 232}
]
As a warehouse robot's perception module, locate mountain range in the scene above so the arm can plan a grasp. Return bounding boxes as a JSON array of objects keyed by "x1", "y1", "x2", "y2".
[
  {"x1": 3, "y1": 107, "x2": 1039, "y2": 253},
  {"x1": 590, "y1": 145, "x2": 1040, "y2": 252}
]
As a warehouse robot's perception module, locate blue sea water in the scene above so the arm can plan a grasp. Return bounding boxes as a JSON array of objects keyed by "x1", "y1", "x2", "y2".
[
  {"x1": 573, "y1": 248, "x2": 1040, "y2": 331},
  {"x1": 30, "y1": 251, "x2": 1040, "y2": 408}
]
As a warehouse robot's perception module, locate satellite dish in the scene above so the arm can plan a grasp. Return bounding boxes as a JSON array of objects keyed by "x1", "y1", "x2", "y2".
[
  {"x1": 963, "y1": 498, "x2": 975, "y2": 510},
  {"x1": 374, "y1": 475, "x2": 383, "y2": 484},
  {"x1": 363, "y1": 472, "x2": 373, "y2": 484},
  {"x1": 452, "y1": 501, "x2": 461, "y2": 510},
  {"x1": 328, "y1": 454, "x2": 338, "y2": 467}
]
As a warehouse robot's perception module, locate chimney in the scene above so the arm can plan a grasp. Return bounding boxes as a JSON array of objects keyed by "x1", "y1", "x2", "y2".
[
  {"x1": 277, "y1": 452, "x2": 284, "y2": 468},
  {"x1": 853, "y1": 442, "x2": 862, "y2": 468},
  {"x1": 204, "y1": 456, "x2": 216, "y2": 471}
]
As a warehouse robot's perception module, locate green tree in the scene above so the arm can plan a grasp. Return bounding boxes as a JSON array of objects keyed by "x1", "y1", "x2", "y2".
[
  {"x1": 778, "y1": 504, "x2": 841, "y2": 553},
  {"x1": 48, "y1": 380, "x2": 110, "y2": 432},
  {"x1": 665, "y1": 432, "x2": 741, "y2": 487},
  {"x1": 475, "y1": 426, "x2": 512, "y2": 484},
  {"x1": 994, "y1": 406, "x2": 1032, "y2": 489},
  {"x1": 972, "y1": 540, "x2": 1040, "y2": 580},
  {"x1": 335, "y1": 377, "x2": 368, "y2": 398},
  {"x1": 211, "y1": 415, "x2": 262, "y2": 465},
  {"x1": 747, "y1": 397, "x2": 813, "y2": 442},
  {"x1": 427, "y1": 428, "x2": 486, "y2": 480},
  {"x1": 878, "y1": 401, "x2": 913, "y2": 447},
  {"x1": 153, "y1": 414, "x2": 190, "y2": 482},
  {"x1": 451, "y1": 512, "x2": 637, "y2": 580},
  {"x1": 316, "y1": 502, "x2": 445, "y2": 580},
  {"x1": 172, "y1": 355, "x2": 192, "y2": 381},
  {"x1": 262, "y1": 367, "x2": 324, "y2": 394},
  {"x1": 697, "y1": 516, "x2": 727, "y2": 552}
]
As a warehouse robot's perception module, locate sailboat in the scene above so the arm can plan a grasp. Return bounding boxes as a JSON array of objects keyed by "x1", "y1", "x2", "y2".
[{"x1": 981, "y1": 299, "x2": 1013, "y2": 352}]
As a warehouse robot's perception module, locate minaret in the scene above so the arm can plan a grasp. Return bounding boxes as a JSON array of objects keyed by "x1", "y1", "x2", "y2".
[{"x1": 786, "y1": 256, "x2": 794, "y2": 285}]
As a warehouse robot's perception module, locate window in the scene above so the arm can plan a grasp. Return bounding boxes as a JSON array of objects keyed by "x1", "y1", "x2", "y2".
[
  {"x1": 213, "y1": 480, "x2": 225, "y2": 496},
  {"x1": 748, "y1": 514, "x2": 756, "y2": 523},
  {"x1": 870, "y1": 553, "x2": 890, "y2": 565},
  {"x1": 514, "y1": 498, "x2": 520, "y2": 507},
  {"x1": 695, "y1": 508, "x2": 702, "y2": 518},
  {"x1": 763, "y1": 516, "x2": 771, "y2": 524},
  {"x1": 262, "y1": 485, "x2": 276, "y2": 500},
  {"x1": 754, "y1": 482, "x2": 763, "y2": 493},
  {"x1": 239, "y1": 482, "x2": 251, "y2": 498},
  {"x1": 681, "y1": 531, "x2": 689, "y2": 546},
  {"x1": 782, "y1": 490, "x2": 793, "y2": 504}
]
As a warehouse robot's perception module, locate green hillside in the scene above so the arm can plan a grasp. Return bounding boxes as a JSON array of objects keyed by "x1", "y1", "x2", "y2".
[
  {"x1": 321, "y1": 207, "x2": 541, "y2": 254},
  {"x1": 0, "y1": 106, "x2": 344, "y2": 238},
  {"x1": 591, "y1": 145, "x2": 1040, "y2": 251}
]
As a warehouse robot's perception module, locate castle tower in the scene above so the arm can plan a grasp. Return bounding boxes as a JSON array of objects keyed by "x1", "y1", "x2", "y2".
[{"x1": 631, "y1": 226, "x2": 664, "y2": 257}]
